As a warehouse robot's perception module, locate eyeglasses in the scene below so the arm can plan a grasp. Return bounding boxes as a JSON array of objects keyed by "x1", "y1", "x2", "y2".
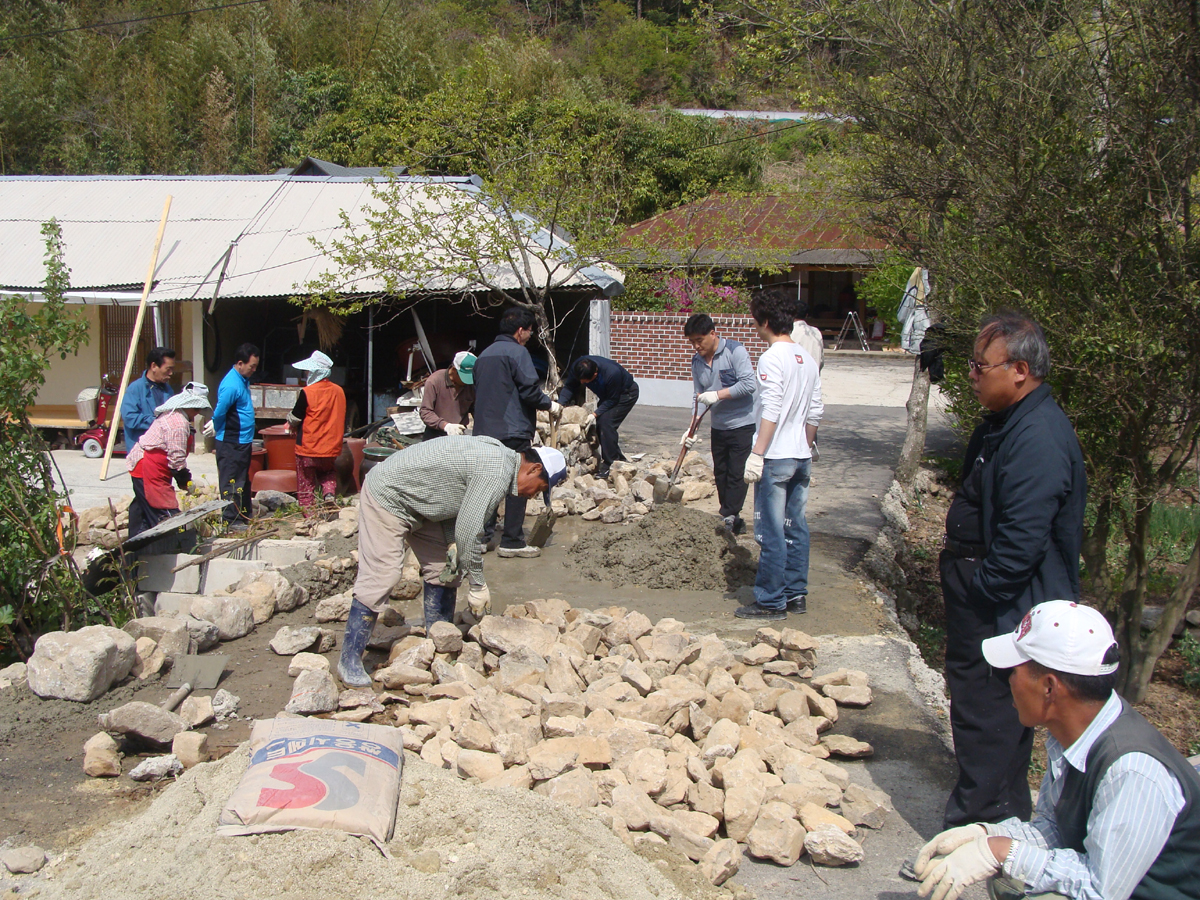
[{"x1": 967, "y1": 358, "x2": 1013, "y2": 374}]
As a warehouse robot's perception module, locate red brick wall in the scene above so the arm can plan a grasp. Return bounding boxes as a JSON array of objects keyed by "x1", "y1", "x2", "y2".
[{"x1": 609, "y1": 313, "x2": 769, "y2": 380}]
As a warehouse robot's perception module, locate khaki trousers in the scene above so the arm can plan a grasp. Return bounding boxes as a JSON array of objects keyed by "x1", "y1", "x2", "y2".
[{"x1": 353, "y1": 488, "x2": 458, "y2": 614}]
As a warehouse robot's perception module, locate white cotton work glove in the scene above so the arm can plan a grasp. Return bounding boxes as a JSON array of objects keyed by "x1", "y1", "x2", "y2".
[
  {"x1": 444, "y1": 423, "x2": 466, "y2": 436},
  {"x1": 549, "y1": 401, "x2": 563, "y2": 417},
  {"x1": 202, "y1": 419, "x2": 215, "y2": 438},
  {"x1": 679, "y1": 430, "x2": 698, "y2": 450},
  {"x1": 743, "y1": 453, "x2": 764, "y2": 484},
  {"x1": 583, "y1": 412, "x2": 596, "y2": 428},
  {"x1": 697, "y1": 391, "x2": 720, "y2": 407},
  {"x1": 914, "y1": 824, "x2": 987, "y2": 878},
  {"x1": 917, "y1": 836, "x2": 1000, "y2": 900},
  {"x1": 467, "y1": 583, "x2": 492, "y2": 617}
]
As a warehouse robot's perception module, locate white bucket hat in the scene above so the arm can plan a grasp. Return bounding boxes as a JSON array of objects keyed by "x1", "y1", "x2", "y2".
[
  {"x1": 982, "y1": 600, "x2": 1119, "y2": 677},
  {"x1": 155, "y1": 382, "x2": 210, "y2": 416},
  {"x1": 292, "y1": 350, "x2": 334, "y2": 372}
]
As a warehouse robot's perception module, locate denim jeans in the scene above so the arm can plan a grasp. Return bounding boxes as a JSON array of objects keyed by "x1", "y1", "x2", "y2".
[{"x1": 752, "y1": 456, "x2": 811, "y2": 609}]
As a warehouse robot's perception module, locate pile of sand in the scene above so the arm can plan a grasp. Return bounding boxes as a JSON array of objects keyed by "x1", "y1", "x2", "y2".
[
  {"x1": 567, "y1": 506, "x2": 757, "y2": 592},
  {"x1": 34, "y1": 745, "x2": 727, "y2": 900}
]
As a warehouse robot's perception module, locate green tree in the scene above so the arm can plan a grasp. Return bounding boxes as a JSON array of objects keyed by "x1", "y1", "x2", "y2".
[
  {"x1": 0, "y1": 221, "x2": 118, "y2": 659},
  {"x1": 301, "y1": 93, "x2": 628, "y2": 389},
  {"x1": 759, "y1": 0, "x2": 1200, "y2": 702}
]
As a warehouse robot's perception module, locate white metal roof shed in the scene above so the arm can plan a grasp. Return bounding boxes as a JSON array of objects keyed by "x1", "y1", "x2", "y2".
[{"x1": 0, "y1": 174, "x2": 623, "y2": 305}]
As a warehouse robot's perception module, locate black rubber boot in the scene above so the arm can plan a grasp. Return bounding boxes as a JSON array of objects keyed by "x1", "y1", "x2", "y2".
[
  {"x1": 337, "y1": 598, "x2": 378, "y2": 687},
  {"x1": 423, "y1": 582, "x2": 456, "y2": 630}
]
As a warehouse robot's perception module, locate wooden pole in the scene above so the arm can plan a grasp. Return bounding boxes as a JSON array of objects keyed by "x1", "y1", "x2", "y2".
[{"x1": 100, "y1": 196, "x2": 173, "y2": 480}]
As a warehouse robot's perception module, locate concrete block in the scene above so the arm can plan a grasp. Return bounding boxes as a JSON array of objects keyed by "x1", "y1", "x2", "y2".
[
  {"x1": 202, "y1": 558, "x2": 268, "y2": 593},
  {"x1": 153, "y1": 593, "x2": 195, "y2": 617},
  {"x1": 138, "y1": 555, "x2": 203, "y2": 594},
  {"x1": 258, "y1": 540, "x2": 323, "y2": 567},
  {"x1": 208, "y1": 538, "x2": 258, "y2": 561}
]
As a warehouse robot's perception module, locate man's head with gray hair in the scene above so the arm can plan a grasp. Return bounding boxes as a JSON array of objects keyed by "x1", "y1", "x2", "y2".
[{"x1": 976, "y1": 312, "x2": 1051, "y2": 380}]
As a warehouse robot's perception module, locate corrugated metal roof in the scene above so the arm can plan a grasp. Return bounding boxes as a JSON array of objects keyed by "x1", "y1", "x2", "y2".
[
  {"x1": 620, "y1": 193, "x2": 887, "y2": 268},
  {"x1": 0, "y1": 175, "x2": 623, "y2": 302}
]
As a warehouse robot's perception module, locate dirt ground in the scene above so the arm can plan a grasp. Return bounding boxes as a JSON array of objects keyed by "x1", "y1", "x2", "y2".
[{"x1": 567, "y1": 504, "x2": 758, "y2": 592}]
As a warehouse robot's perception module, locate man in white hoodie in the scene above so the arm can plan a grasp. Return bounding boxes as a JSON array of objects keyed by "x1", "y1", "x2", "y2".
[{"x1": 738, "y1": 290, "x2": 823, "y2": 620}]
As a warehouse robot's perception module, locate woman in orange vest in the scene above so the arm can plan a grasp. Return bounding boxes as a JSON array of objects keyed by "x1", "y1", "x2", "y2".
[{"x1": 287, "y1": 351, "x2": 347, "y2": 512}]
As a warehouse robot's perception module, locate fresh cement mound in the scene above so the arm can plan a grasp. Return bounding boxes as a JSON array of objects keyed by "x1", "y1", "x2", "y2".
[
  {"x1": 33, "y1": 744, "x2": 724, "y2": 900},
  {"x1": 567, "y1": 505, "x2": 757, "y2": 591}
]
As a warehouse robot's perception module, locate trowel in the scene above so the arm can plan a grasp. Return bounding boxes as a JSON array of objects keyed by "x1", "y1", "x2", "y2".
[
  {"x1": 528, "y1": 501, "x2": 556, "y2": 548},
  {"x1": 166, "y1": 654, "x2": 229, "y2": 690}
]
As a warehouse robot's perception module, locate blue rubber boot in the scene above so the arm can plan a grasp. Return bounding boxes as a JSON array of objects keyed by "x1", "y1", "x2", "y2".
[
  {"x1": 423, "y1": 582, "x2": 456, "y2": 630},
  {"x1": 337, "y1": 598, "x2": 378, "y2": 687}
]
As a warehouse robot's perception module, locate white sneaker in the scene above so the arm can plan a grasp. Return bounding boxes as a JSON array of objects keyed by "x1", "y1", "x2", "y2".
[{"x1": 496, "y1": 545, "x2": 541, "y2": 559}]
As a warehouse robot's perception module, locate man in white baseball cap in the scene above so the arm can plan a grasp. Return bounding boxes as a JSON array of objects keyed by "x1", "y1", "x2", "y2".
[{"x1": 913, "y1": 600, "x2": 1200, "y2": 900}]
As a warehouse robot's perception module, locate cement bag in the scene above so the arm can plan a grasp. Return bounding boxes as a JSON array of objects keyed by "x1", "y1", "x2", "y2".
[{"x1": 217, "y1": 717, "x2": 404, "y2": 842}]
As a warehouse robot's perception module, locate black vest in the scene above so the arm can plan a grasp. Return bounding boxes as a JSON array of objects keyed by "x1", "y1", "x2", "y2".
[{"x1": 1055, "y1": 698, "x2": 1200, "y2": 900}]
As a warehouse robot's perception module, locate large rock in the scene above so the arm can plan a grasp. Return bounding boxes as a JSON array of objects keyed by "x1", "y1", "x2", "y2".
[
  {"x1": 172, "y1": 731, "x2": 209, "y2": 768},
  {"x1": 179, "y1": 695, "x2": 215, "y2": 728},
  {"x1": 822, "y1": 684, "x2": 873, "y2": 708},
  {"x1": 456, "y1": 749, "x2": 505, "y2": 782},
  {"x1": 182, "y1": 616, "x2": 220, "y2": 652},
  {"x1": 478, "y1": 616, "x2": 557, "y2": 657},
  {"x1": 840, "y1": 783, "x2": 892, "y2": 829},
  {"x1": 129, "y1": 755, "x2": 183, "y2": 782},
  {"x1": 1, "y1": 847, "x2": 47, "y2": 874},
  {"x1": 269, "y1": 625, "x2": 323, "y2": 656},
  {"x1": 188, "y1": 595, "x2": 255, "y2": 641},
  {"x1": 428, "y1": 621, "x2": 464, "y2": 654},
  {"x1": 699, "y1": 839, "x2": 742, "y2": 887},
  {"x1": 314, "y1": 590, "x2": 353, "y2": 623},
  {"x1": 723, "y1": 777, "x2": 766, "y2": 842},
  {"x1": 527, "y1": 740, "x2": 579, "y2": 781},
  {"x1": 27, "y1": 626, "x2": 137, "y2": 702},
  {"x1": 0, "y1": 661, "x2": 26, "y2": 689},
  {"x1": 821, "y1": 734, "x2": 874, "y2": 758},
  {"x1": 285, "y1": 669, "x2": 339, "y2": 714},
  {"x1": 82, "y1": 732, "x2": 121, "y2": 777},
  {"x1": 534, "y1": 767, "x2": 600, "y2": 808},
  {"x1": 288, "y1": 652, "x2": 330, "y2": 676},
  {"x1": 122, "y1": 617, "x2": 189, "y2": 664},
  {"x1": 98, "y1": 701, "x2": 189, "y2": 745},
  {"x1": 798, "y1": 802, "x2": 855, "y2": 835},
  {"x1": 804, "y1": 825, "x2": 864, "y2": 866},
  {"x1": 746, "y1": 801, "x2": 806, "y2": 866}
]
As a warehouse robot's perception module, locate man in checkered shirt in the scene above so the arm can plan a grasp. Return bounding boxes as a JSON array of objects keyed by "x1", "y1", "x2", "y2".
[{"x1": 337, "y1": 436, "x2": 566, "y2": 687}]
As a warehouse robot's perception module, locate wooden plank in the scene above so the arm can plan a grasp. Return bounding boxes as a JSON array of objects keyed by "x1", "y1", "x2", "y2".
[
  {"x1": 101, "y1": 196, "x2": 173, "y2": 479},
  {"x1": 26, "y1": 405, "x2": 87, "y2": 428}
]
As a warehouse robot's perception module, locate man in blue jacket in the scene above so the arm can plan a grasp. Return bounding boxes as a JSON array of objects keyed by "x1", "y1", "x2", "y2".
[
  {"x1": 557, "y1": 355, "x2": 638, "y2": 480},
  {"x1": 208, "y1": 343, "x2": 260, "y2": 531},
  {"x1": 473, "y1": 307, "x2": 559, "y2": 558},
  {"x1": 682, "y1": 314, "x2": 757, "y2": 534},
  {"x1": 120, "y1": 347, "x2": 175, "y2": 448},
  {"x1": 939, "y1": 312, "x2": 1086, "y2": 830}
]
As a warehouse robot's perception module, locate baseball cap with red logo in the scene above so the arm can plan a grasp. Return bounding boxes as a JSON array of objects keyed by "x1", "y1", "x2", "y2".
[{"x1": 982, "y1": 600, "x2": 1119, "y2": 676}]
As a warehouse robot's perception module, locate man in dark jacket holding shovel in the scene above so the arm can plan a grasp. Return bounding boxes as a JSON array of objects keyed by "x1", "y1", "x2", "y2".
[{"x1": 939, "y1": 312, "x2": 1087, "y2": 830}]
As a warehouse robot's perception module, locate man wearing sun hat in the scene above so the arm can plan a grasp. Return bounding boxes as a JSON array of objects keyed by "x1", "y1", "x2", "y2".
[
  {"x1": 287, "y1": 350, "x2": 346, "y2": 511},
  {"x1": 419, "y1": 351, "x2": 476, "y2": 440},
  {"x1": 914, "y1": 600, "x2": 1200, "y2": 900},
  {"x1": 336, "y1": 436, "x2": 566, "y2": 687}
]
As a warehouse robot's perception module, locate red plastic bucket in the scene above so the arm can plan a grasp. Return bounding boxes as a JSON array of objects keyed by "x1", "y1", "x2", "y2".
[{"x1": 259, "y1": 424, "x2": 297, "y2": 471}]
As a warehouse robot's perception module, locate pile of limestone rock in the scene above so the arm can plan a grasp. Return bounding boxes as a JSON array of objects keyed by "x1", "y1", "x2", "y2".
[
  {"x1": 277, "y1": 597, "x2": 892, "y2": 886},
  {"x1": 537, "y1": 407, "x2": 717, "y2": 526}
]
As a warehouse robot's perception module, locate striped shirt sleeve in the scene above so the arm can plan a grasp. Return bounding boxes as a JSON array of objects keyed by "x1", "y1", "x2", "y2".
[{"x1": 993, "y1": 753, "x2": 1184, "y2": 900}]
